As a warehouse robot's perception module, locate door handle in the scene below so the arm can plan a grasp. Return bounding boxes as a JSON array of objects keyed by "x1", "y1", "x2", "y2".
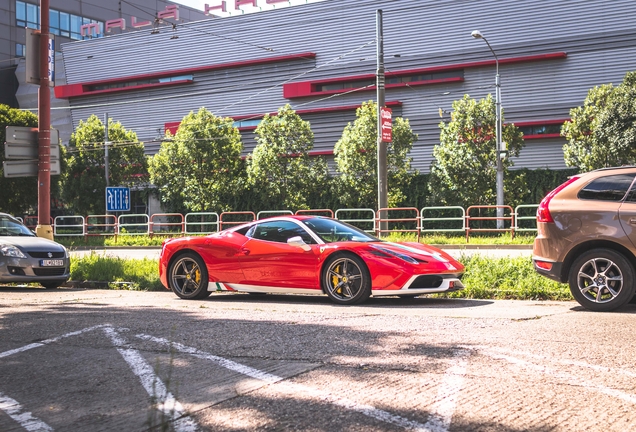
[
  {"x1": 240, "y1": 248, "x2": 250, "y2": 255},
  {"x1": 630, "y1": 218, "x2": 636, "y2": 225}
]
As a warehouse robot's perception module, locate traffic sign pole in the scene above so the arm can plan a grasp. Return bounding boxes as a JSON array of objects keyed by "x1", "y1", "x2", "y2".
[{"x1": 36, "y1": 0, "x2": 53, "y2": 240}]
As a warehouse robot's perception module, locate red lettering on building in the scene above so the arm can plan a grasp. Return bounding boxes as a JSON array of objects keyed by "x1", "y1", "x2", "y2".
[
  {"x1": 80, "y1": 22, "x2": 101, "y2": 37},
  {"x1": 158, "y1": 5, "x2": 179, "y2": 21},
  {"x1": 131, "y1": 17, "x2": 152, "y2": 28},
  {"x1": 94, "y1": 5, "x2": 179, "y2": 35},
  {"x1": 235, "y1": 0, "x2": 257, "y2": 9},
  {"x1": 105, "y1": 18, "x2": 126, "y2": 32},
  {"x1": 205, "y1": 2, "x2": 227, "y2": 16}
]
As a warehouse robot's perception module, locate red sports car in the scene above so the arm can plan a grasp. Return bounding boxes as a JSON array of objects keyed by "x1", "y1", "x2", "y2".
[{"x1": 159, "y1": 216, "x2": 464, "y2": 305}]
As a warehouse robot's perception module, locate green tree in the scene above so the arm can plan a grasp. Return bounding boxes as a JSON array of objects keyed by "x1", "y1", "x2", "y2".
[
  {"x1": 0, "y1": 104, "x2": 65, "y2": 216},
  {"x1": 63, "y1": 115, "x2": 148, "y2": 215},
  {"x1": 562, "y1": 71, "x2": 636, "y2": 171},
  {"x1": 149, "y1": 108, "x2": 244, "y2": 212},
  {"x1": 247, "y1": 104, "x2": 328, "y2": 210},
  {"x1": 428, "y1": 94, "x2": 525, "y2": 208},
  {"x1": 333, "y1": 101, "x2": 417, "y2": 208}
]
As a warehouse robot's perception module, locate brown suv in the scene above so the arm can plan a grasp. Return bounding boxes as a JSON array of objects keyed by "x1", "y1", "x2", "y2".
[{"x1": 533, "y1": 166, "x2": 636, "y2": 311}]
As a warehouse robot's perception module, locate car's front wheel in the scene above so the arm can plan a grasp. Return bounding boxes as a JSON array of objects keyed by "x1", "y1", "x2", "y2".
[
  {"x1": 168, "y1": 253, "x2": 211, "y2": 300},
  {"x1": 568, "y1": 248, "x2": 636, "y2": 312},
  {"x1": 322, "y1": 253, "x2": 371, "y2": 305}
]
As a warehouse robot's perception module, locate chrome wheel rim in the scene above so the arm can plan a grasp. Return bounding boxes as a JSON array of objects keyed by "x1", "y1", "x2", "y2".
[
  {"x1": 171, "y1": 257, "x2": 203, "y2": 296},
  {"x1": 325, "y1": 258, "x2": 363, "y2": 301},
  {"x1": 577, "y1": 257, "x2": 623, "y2": 304}
]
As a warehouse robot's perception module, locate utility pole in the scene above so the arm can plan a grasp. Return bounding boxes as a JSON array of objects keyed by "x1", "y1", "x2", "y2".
[
  {"x1": 104, "y1": 113, "x2": 110, "y2": 187},
  {"x1": 36, "y1": 0, "x2": 52, "y2": 240},
  {"x1": 376, "y1": 9, "x2": 388, "y2": 232}
]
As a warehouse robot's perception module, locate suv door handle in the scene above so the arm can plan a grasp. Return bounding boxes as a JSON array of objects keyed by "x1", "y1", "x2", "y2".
[
  {"x1": 240, "y1": 248, "x2": 250, "y2": 255},
  {"x1": 630, "y1": 218, "x2": 636, "y2": 225}
]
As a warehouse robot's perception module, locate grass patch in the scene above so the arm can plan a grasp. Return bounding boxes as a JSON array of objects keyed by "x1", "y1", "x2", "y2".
[
  {"x1": 382, "y1": 232, "x2": 535, "y2": 245},
  {"x1": 70, "y1": 254, "x2": 163, "y2": 291},
  {"x1": 68, "y1": 254, "x2": 571, "y2": 301},
  {"x1": 448, "y1": 255, "x2": 571, "y2": 301}
]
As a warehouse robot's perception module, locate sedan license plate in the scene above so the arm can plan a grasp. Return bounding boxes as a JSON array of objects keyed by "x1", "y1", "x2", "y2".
[{"x1": 40, "y1": 259, "x2": 64, "y2": 267}]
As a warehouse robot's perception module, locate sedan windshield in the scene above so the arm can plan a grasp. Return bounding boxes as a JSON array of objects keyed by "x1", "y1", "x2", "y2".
[
  {"x1": 302, "y1": 217, "x2": 379, "y2": 243},
  {"x1": 0, "y1": 216, "x2": 35, "y2": 237}
]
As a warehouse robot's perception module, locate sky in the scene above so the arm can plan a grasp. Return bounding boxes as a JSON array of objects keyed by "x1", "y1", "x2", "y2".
[{"x1": 171, "y1": 0, "x2": 326, "y2": 16}]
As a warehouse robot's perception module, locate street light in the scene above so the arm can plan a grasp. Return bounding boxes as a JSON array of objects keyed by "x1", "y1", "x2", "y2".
[{"x1": 472, "y1": 30, "x2": 504, "y2": 228}]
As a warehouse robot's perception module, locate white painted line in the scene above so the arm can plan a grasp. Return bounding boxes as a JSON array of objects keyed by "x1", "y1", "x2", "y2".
[
  {"x1": 103, "y1": 327, "x2": 198, "y2": 432},
  {"x1": 0, "y1": 391, "x2": 53, "y2": 431},
  {"x1": 136, "y1": 334, "x2": 282, "y2": 384},
  {"x1": 0, "y1": 324, "x2": 108, "y2": 359},
  {"x1": 465, "y1": 346, "x2": 636, "y2": 405},
  {"x1": 423, "y1": 349, "x2": 470, "y2": 432},
  {"x1": 137, "y1": 333, "x2": 456, "y2": 432},
  {"x1": 466, "y1": 345, "x2": 636, "y2": 378}
]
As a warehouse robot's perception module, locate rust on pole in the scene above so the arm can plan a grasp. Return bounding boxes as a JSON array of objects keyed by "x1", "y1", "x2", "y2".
[{"x1": 36, "y1": 0, "x2": 53, "y2": 240}]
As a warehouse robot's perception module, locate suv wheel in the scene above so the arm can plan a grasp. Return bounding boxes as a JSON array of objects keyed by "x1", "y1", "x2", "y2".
[{"x1": 568, "y1": 248, "x2": 636, "y2": 312}]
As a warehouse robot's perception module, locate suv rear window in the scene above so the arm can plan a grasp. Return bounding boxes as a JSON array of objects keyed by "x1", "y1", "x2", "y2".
[{"x1": 577, "y1": 174, "x2": 636, "y2": 201}]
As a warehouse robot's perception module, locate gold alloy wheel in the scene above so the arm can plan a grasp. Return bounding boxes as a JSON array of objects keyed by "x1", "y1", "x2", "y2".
[
  {"x1": 171, "y1": 256, "x2": 203, "y2": 296},
  {"x1": 325, "y1": 257, "x2": 364, "y2": 301}
]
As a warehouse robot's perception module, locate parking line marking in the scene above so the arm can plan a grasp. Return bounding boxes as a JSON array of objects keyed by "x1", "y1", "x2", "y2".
[
  {"x1": 466, "y1": 345, "x2": 636, "y2": 378},
  {"x1": 0, "y1": 324, "x2": 107, "y2": 359},
  {"x1": 0, "y1": 391, "x2": 53, "y2": 431},
  {"x1": 465, "y1": 346, "x2": 636, "y2": 405},
  {"x1": 137, "y1": 334, "x2": 454, "y2": 432},
  {"x1": 422, "y1": 349, "x2": 470, "y2": 432},
  {"x1": 103, "y1": 327, "x2": 198, "y2": 432}
]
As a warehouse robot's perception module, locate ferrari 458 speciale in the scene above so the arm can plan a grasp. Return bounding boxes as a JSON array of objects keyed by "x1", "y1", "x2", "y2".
[{"x1": 159, "y1": 216, "x2": 464, "y2": 305}]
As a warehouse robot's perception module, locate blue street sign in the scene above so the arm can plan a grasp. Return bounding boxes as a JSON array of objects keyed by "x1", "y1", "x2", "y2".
[{"x1": 106, "y1": 187, "x2": 131, "y2": 212}]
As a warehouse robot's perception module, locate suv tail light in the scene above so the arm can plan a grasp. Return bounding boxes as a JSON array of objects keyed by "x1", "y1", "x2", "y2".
[{"x1": 537, "y1": 175, "x2": 581, "y2": 223}]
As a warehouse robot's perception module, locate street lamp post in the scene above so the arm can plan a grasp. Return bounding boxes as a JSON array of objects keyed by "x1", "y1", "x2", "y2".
[{"x1": 471, "y1": 30, "x2": 504, "y2": 229}]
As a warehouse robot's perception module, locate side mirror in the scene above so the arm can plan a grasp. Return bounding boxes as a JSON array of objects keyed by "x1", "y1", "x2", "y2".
[{"x1": 287, "y1": 236, "x2": 311, "y2": 252}]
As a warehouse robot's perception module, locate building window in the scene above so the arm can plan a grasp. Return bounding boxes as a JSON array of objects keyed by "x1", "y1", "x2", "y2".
[
  {"x1": 315, "y1": 70, "x2": 464, "y2": 93},
  {"x1": 518, "y1": 124, "x2": 561, "y2": 136},
  {"x1": 16, "y1": 0, "x2": 38, "y2": 28},
  {"x1": 16, "y1": 43, "x2": 26, "y2": 57},
  {"x1": 15, "y1": 1, "x2": 102, "y2": 40},
  {"x1": 87, "y1": 74, "x2": 194, "y2": 92},
  {"x1": 234, "y1": 119, "x2": 262, "y2": 129}
]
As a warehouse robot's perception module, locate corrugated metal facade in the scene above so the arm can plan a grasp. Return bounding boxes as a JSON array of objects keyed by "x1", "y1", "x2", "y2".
[{"x1": 59, "y1": 0, "x2": 636, "y2": 172}]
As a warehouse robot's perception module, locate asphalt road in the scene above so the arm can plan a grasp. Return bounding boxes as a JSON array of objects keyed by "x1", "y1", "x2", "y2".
[{"x1": 1, "y1": 288, "x2": 635, "y2": 431}]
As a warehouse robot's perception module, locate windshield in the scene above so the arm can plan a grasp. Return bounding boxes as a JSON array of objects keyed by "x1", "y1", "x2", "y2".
[
  {"x1": 302, "y1": 217, "x2": 379, "y2": 243},
  {"x1": 0, "y1": 215, "x2": 36, "y2": 237}
]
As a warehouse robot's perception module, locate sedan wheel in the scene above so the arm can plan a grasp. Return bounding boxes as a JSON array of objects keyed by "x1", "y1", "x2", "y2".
[
  {"x1": 168, "y1": 253, "x2": 211, "y2": 300},
  {"x1": 322, "y1": 254, "x2": 371, "y2": 305},
  {"x1": 568, "y1": 248, "x2": 636, "y2": 312}
]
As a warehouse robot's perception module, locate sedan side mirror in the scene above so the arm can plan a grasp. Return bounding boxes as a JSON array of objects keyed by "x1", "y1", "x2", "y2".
[{"x1": 287, "y1": 236, "x2": 311, "y2": 252}]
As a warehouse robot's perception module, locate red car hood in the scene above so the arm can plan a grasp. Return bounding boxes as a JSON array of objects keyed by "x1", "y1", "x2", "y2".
[{"x1": 368, "y1": 241, "x2": 462, "y2": 271}]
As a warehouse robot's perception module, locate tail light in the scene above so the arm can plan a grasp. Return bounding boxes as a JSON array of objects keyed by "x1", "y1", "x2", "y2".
[{"x1": 537, "y1": 175, "x2": 581, "y2": 223}]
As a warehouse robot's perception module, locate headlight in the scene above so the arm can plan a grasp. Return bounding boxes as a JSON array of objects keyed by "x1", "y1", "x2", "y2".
[
  {"x1": 0, "y1": 245, "x2": 27, "y2": 258},
  {"x1": 370, "y1": 245, "x2": 420, "y2": 264}
]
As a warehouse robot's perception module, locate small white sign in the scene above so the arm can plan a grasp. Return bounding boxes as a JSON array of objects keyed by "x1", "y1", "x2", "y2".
[{"x1": 47, "y1": 36, "x2": 55, "y2": 84}]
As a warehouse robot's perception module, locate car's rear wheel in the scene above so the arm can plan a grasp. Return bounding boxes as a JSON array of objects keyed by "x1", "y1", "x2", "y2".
[
  {"x1": 568, "y1": 248, "x2": 636, "y2": 312},
  {"x1": 168, "y1": 253, "x2": 211, "y2": 300},
  {"x1": 322, "y1": 253, "x2": 371, "y2": 305}
]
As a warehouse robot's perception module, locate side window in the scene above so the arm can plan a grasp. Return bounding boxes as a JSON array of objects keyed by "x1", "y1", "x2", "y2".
[
  {"x1": 578, "y1": 174, "x2": 636, "y2": 202},
  {"x1": 625, "y1": 181, "x2": 636, "y2": 203},
  {"x1": 248, "y1": 221, "x2": 314, "y2": 244}
]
